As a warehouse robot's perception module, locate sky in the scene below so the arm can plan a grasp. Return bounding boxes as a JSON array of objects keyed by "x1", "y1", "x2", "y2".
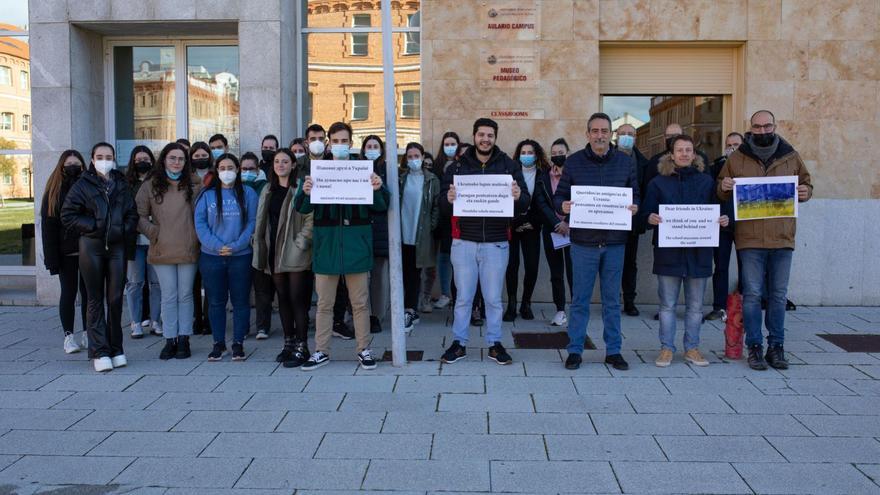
[
  {"x1": 601, "y1": 96, "x2": 652, "y2": 123},
  {"x1": 1, "y1": 1, "x2": 29, "y2": 30}
]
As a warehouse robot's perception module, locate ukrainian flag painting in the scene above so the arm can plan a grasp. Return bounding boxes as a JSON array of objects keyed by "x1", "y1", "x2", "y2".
[{"x1": 733, "y1": 176, "x2": 799, "y2": 221}]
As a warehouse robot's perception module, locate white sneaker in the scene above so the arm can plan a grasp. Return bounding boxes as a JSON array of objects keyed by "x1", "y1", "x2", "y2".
[
  {"x1": 63, "y1": 333, "x2": 81, "y2": 354},
  {"x1": 151, "y1": 322, "x2": 163, "y2": 336},
  {"x1": 404, "y1": 311, "x2": 416, "y2": 333},
  {"x1": 93, "y1": 357, "x2": 113, "y2": 372},
  {"x1": 419, "y1": 296, "x2": 434, "y2": 314},
  {"x1": 80, "y1": 332, "x2": 88, "y2": 349},
  {"x1": 433, "y1": 295, "x2": 451, "y2": 309},
  {"x1": 357, "y1": 348, "x2": 377, "y2": 370},
  {"x1": 255, "y1": 329, "x2": 269, "y2": 340},
  {"x1": 111, "y1": 354, "x2": 127, "y2": 368},
  {"x1": 551, "y1": 311, "x2": 568, "y2": 327},
  {"x1": 130, "y1": 323, "x2": 144, "y2": 339},
  {"x1": 141, "y1": 319, "x2": 151, "y2": 327}
]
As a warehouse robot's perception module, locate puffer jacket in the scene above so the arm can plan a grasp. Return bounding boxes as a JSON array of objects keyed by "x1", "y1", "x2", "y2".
[{"x1": 60, "y1": 169, "x2": 138, "y2": 259}]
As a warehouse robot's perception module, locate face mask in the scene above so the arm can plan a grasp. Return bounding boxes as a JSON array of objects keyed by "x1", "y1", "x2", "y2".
[
  {"x1": 211, "y1": 149, "x2": 224, "y2": 160},
  {"x1": 241, "y1": 170, "x2": 258, "y2": 183},
  {"x1": 550, "y1": 155, "x2": 566, "y2": 168},
  {"x1": 752, "y1": 133, "x2": 775, "y2": 147},
  {"x1": 617, "y1": 134, "x2": 635, "y2": 150},
  {"x1": 364, "y1": 149, "x2": 381, "y2": 161},
  {"x1": 293, "y1": 152, "x2": 306, "y2": 160},
  {"x1": 63, "y1": 165, "x2": 81, "y2": 178},
  {"x1": 261, "y1": 150, "x2": 275, "y2": 163},
  {"x1": 135, "y1": 160, "x2": 152, "y2": 174},
  {"x1": 308, "y1": 140, "x2": 325, "y2": 157},
  {"x1": 94, "y1": 160, "x2": 115, "y2": 176},
  {"x1": 330, "y1": 144, "x2": 349, "y2": 159},
  {"x1": 519, "y1": 154, "x2": 536, "y2": 167},
  {"x1": 192, "y1": 158, "x2": 210, "y2": 170},
  {"x1": 443, "y1": 145, "x2": 458, "y2": 158},
  {"x1": 407, "y1": 158, "x2": 423, "y2": 171},
  {"x1": 218, "y1": 170, "x2": 237, "y2": 186},
  {"x1": 166, "y1": 170, "x2": 182, "y2": 181}
]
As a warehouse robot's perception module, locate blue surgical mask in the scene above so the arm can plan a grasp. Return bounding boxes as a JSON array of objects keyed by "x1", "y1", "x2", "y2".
[
  {"x1": 617, "y1": 134, "x2": 635, "y2": 150},
  {"x1": 407, "y1": 158, "x2": 423, "y2": 171},
  {"x1": 211, "y1": 149, "x2": 224, "y2": 160},
  {"x1": 519, "y1": 154, "x2": 536, "y2": 167},
  {"x1": 166, "y1": 170, "x2": 182, "y2": 180},
  {"x1": 443, "y1": 145, "x2": 457, "y2": 158},
  {"x1": 364, "y1": 149, "x2": 381, "y2": 161},
  {"x1": 241, "y1": 170, "x2": 258, "y2": 183},
  {"x1": 331, "y1": 144, "x2": 350, "y2": 159}
]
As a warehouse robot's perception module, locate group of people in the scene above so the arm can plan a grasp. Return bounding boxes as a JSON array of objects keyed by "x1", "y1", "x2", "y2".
[{"x1": 40, "y1": 109, "x2": 812, "y2": 373}]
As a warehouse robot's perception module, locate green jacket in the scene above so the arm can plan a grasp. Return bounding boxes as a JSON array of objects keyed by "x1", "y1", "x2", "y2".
[
  {"x1": 252, "y1": 182, "x2": 313, "y2": 274},
  {"x1": 399, "y1": 169, "x2": 440, "y2": 268},
  {"x1": 244, "y1": 176, "x2": 268, "y2": 196},
  {"x1": 294, "y1": 186, "x2": 388, "y2": 275}
]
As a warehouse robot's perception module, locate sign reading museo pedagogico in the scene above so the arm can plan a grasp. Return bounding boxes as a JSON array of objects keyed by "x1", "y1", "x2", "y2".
[{"x1": 310, "y1": 160, "x2": 373, "y2": 205}]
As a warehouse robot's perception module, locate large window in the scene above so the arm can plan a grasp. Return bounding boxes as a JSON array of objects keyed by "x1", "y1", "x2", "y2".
[
  {"x1": 186, "y1": 46, "x2": 240, "y2": 151},
  {"x1": 0, "y1": 66, "x2": 10, "y2": 86},
  {"x1": 350, "y1": 14, "x2": 371, "y2": 56},
  {"x1": 404, "y1": 13, "x2": 420, "y2": 55},
  {"x1": 401, "y1": 90, "x2": 419, "y2": 119},
  {"x1": 351, "y1": 92, "x2": 369, "y2": 120},
  {"x1": 0, "y1": 113, "x2": 11, "y2": 130},
  {"x1": 19, "y1": 70, "x2": 27, "y2": 89}
]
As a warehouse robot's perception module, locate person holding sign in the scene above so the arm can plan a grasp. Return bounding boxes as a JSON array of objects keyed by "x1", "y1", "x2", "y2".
[
  {"x1": 717, "y1": 110, "x2": 813, "y2": 371},
  {"x1": 641, "y1": 135, "x2": 729, "y2": 367},
  {"x1": 554, "y1": 113, "x2": 639, "y2": 371},
  {"x1": 295, "y1": 122, "x2": 387, "y2": 371},
  {"x1": 439, "y1": 118, "x2": 530, "y2": 366}
]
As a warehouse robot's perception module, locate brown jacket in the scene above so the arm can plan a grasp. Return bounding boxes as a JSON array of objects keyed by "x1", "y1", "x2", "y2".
[
  {"x1": 252, "y1": 181, "x2": 314, "y2": 274},
  {"x1": 135, "y1": 176, "x2": 203, "y2": 264},
  {"x1": 716, "y1": 136, "x2": 813, "y2": 250}
]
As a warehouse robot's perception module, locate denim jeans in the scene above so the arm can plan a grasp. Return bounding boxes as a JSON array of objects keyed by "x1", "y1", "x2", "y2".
[
  {"x1": 153, "y1": 263, "x2": 197, "y2": 338},
  {"x1": 124, "y1": 245, "x2": 161, "y2": 326},
  {"x1": 567, "y1": 243, "x2": 625, "y2": 355},
  {"x1": 657, "y1": 275, "x2": 708, "y2": 352},
  {"x1": 199, "y1": 253, "x2": 253, "y2": 344},
  {"x1": 450, "y1": 239, "x2": 509, "y2": 345},
  {"x1": 739, "y1": 248, "x2": 793, "y2": 347}
]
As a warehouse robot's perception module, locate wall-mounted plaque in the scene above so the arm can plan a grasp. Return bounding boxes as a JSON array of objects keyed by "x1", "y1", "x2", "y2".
[
  {"x1": 481, "y1": 0, "x2": 541, "y2": 40},
  {"x1": 487, "y1": 109, "x2": 546, "y2": 119},
  {"x1": 479, "y1": 47, "x2": 540, "y2": 88}
]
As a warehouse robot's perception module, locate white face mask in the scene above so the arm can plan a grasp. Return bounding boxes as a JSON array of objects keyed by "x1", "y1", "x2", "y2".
[
  {"x1": 308, "y1": 140, "x2": 325, "y2": 157},
  {"x1": 293, "y1": 152, "x2": 306, "y2": 160},
  {"x1": 94, "y1": 160, "x2": 115, "y2": 176},
  {"x1": 218, "y1": 170, "x2": 237, "y2": 185}
]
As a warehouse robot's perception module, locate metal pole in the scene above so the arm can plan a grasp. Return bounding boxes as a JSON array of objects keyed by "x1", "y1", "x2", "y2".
[{"x1": 380, "y1": 0, "x2": 406, "y2": 366}]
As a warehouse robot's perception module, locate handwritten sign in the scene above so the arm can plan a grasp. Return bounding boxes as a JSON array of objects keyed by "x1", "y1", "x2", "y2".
[
  {"x1": 453, "y1": 174, "x2": 513, "y2": 217},
  {"x1": 569, "y1": 186, "x2": 632, "y2": 231},
  {"x1": 658, "y1": 204, "x2": 720, "y2": 248},
  {"x1": 310, "y1": 160, "x2": 373, "y2": 205}
]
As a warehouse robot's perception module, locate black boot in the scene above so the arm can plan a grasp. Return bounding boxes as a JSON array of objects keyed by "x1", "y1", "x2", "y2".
[
  {"x1": 503, "y1": 302, "x2": 517, "y2": 322},
  {"x1": 623, "y1": 301, "x2": 640, "y2": 317},
  {"x1": 175, "y1": 335, "x2": 191, "y2": 359},
  {"x1": 159, "y1": 338, "x2": 177, "y2": 360},
  {"x1": 519, "y1": 302, "x2": 534, "y2": 320},
  {"x1": 765, "y1": 344, "x2": 789, "y2": 370},
  {"x1": 747, "y1": 344, "x2": 768, "y2": 371}
]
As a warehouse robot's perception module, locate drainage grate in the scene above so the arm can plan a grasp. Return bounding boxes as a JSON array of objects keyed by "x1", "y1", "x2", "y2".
[
  {"x1": 512, "y1": 332, "x2": 596, "y2": 350},
  {"x1": 382, "y1": 350, "x2": 424, "y2": 362},
  {"x1": 817, "y1": 334, "x2": 880, "y2": 353}
]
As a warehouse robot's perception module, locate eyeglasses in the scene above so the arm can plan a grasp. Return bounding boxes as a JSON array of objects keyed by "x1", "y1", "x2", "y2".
[{"x1": 750, "y1": 123, "x2": 775, "y2": 131}]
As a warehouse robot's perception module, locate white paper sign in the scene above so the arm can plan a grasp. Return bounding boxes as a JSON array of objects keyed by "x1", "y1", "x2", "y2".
[
  {"x1": 453, "y1": 174, "x2": 513, "y2": 217},
  {"x1": 550, "y1": 232, "x2": 570, "y2": 250},
  {"x1": 310, "y1": 160, "x2": 374, "y2": 204},
  {"x1": 732, "y1": 176, "x2": 799, "y2": 221},
  {"x1": 569, "y1": 186, "x2": 633, "y2": 231},
  {"x1": 658, "y1": 204, "x2": 720, "y2": 248}
]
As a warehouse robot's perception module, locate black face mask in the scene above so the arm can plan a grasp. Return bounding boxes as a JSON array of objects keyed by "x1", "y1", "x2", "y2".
[
  {"x1": 135, "y1": 161, "x2": 152, "y2": 174},
  {"x1": 261, "y1": 150, "x2": 276, "y2": 163},
  {"x1": 550, "y1": 155, "x2": 566, "y2": 167},
  {"x1": 63, "y1": 165, "x2": 82, "y2": 178},
  {"x1": 752, "y1": 133, "x2": 776, "y2": 147},
  {"x1": 192, "y1": 158, "x2": 210, "y2": 170}
]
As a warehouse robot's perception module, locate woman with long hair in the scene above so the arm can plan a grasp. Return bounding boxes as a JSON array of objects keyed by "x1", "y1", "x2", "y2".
[
  {"x1": 427, "y1": 131, "x2": 461, "y2": 311},
  {"x1": 136, "y1": 142, "x2": 202, "y2": 360},
  {"x1": 361, "y1": 134, "x2": 391, "y2": 333},
  {"x1": 60, "y1": 143, "x2": 138, "y2": 372},
  {"x1": 41, "y1": 149, "x2": 88, "y2": 354}
]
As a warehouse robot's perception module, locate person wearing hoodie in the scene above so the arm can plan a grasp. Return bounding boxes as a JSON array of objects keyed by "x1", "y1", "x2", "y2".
[
  {"x1": 718, "y1": 109, "x2": 813, "y2": 371},
  {"x1": 439, "y1": 118, "x2": 530, "y2": 366},
  {"x1": 41, "y1": 150, "x2": 89, "y2": 354},
  {"x1": 61, "y1": 142, "x2": 138, "y2": 372},
  {"x1": 616, "y1": 123, "x2": 650, "y2": 317},
  {"x1": 641, "y1": 135, "x2": 729, "y2": 368}
]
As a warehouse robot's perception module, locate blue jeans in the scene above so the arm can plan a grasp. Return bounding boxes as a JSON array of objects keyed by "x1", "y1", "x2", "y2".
[
  {"x1": 450, "y1": 239, "x2": 508, "y2": 345},
  {"x1": 658, "y1": 275, "x2": 708, "y2": 352},
  {"x1": 124, "y1": 245, "x2": 161, "y2": 326},
  {"x1": 153, "y1": 263, "x2": 197, "y2": 339},
  {"x1": 739, "y1": 248, "x2": 793, "y2": 347},
  {"x1": 568, "y1": 243, "x2": 625, "y2": 355},
  {"x1": 199, "y1": 253, "x2": 253, "y2": 344},
  {"x1": 437, "y1": 250, "x2": 452, "y2": 296}
]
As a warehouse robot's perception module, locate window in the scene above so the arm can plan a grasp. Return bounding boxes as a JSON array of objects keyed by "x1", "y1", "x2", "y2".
[
  {"x1": 19, "y1": 70, "x2": 27, "y2": 89},
  {"x1": 186, "y1": 45, "x2": 240, "y2": 153},
  {"x1": 21, "y1": 114, "x2": 29, "y2": 132},
  {"x1": 350, "y1": 14, "x2": 370, "y2": 56},
  {"x1": 0, "y1": 66, "x2": 10, "y2": 85},
  {"x1": 20, "y1": 169, "x2": 28, "y2": 185},
  {"x1": 404, "y1": 13, "x2": 420, "y2": 55},
  {"x1": 0, "y1": 113, "x2": 12, "y2": 130},
  {"x1": 352, "y1": 92, "x2": 369, "y2": 120},
  {"x1": 2, "y1": 175, "x2": 11, "y2": 185},
  {"x1": 401, "y1": 90, "x2": 420, "y2": 118}
]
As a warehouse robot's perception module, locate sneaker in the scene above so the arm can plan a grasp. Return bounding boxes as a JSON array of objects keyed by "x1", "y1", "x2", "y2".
[
  {"x1": 208, "y1": 342, "x2": 227, "y2": 361},
  {"x1": 93, "y1": 357, "x2": 113, "y2": 372},
  {"x1": 231, "y1": 342, "x2": 246, "y2": 361},
  {"x1": 111, "y1": 354, "x2": 127, "y2": 368},
  {"x1": 63, "y1": 333, "x2": 81, "y2": 354},
  {"x1": 502, "y1": 304, "x2": 517, "y2": 322},
  {"x1": 684, "y1": 348, "x2": 709, "y2": 367},
  {"x1": 370, "y1": 316, "x2": 383, "y2": 334},
  {"x1": 605, "y1": 353, "x2": 629, "y2": 371},
  {"x1": 565, "y1": 353, "x2": 582, "y2": 370},
  {"x1": 151, "y1": 322, "x2": 163, "y2": 336},
  {"x1": 419, "y1": 295, "x2": 434, "y2": 314},
  {"x1": 748, "y1": 345, "x2": 768, "y2": 371},
  {"x1": 332, "y1": 321, "x2": 354, "y2": 340},
  {"x1": 785, "y1": 299, "x2": 797, "y2": 311},
  {"x1": 704, "y1": 309, "x2": 727, "y2": 321},
  {"x1": 487, "y1": 342, "x2": 512, "y2": 365},
  {"x1": 765, "y1": 345, "x2": 789, "y2": 370},
  {"x1": 653, "y1": 313, "x2": 659, "y2": 321},
  {"x1": 655, "y1": 349, "x2": 674, "y2": 367},
  {"x1": 441, "y1": 340, "x2": 467, "y2": 363},
  {"x1": 551, "y1": 311, "x2": 568, "y2": 327},
  {"x1": 301, "y1": 351, "x2": 330, "y2": 371},
  {"x1": 276, "y1": 347, "x2": 294, "y2": 363},
  {"x1": 519, "y1": 303, "x2": 534, "y2": 320},
  {"x1": 255, "y1": 328, "x2": 269, "y2": 340},
  {"x1": 624, "y1": 302, "x2": 640, "y2": 317},
  {"x1": 357, "y1": 348, "x2": 377, "y2": 370},
  {"x1": 130, "y1": 323, "x2": 144, "y2": 339},
  {"x1": 175, "y1": 336, "x2": 191, "y2": 359},
  {"x1": 159, "y1": 339, "x2": 178, "y2": 360},
  {"x1": 282, "y1": 342, "x2": 309, "y2": 368},
  {"x1": 433, "y1": 294, "x2": 451, "y2": 309},
  {"x1": 411, "y1": 312, "x2": 421, "y2": 325},
  {"x1": 141, "y1": 319, "x2": 151, "y2": 328},
  {"x1": 404, "y1": 311, "x2": 417, "y2": 333}
]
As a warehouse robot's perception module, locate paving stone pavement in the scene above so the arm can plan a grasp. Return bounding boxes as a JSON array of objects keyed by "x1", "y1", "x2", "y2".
[{"x1": 1, "y1": 304, "x2": 880, "y2": 493}]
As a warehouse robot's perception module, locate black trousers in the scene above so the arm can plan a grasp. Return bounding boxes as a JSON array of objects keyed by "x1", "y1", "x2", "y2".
[
  {"x1": 712, "y1": 230, "x2": 736, "y2": 310},
  {"x1": 192, "y1": 271, "x2": 210, "y2": 330},
  {"x1": 505, "y1": 228, "x2": 541, "y2": 306},
  {"x1": 273, "y1": 271, "x2": 312, "y2": 344},
  {"x1": 78, "y1": 238, "x2": 125, "y2": 359},
  {"x1": 58, "y1": 254, "x2": 87, "y2": 335},
  {"x1": 542, "y1": 229, "x2": 573, "y2": 311},
  {"x1": 333, "y1": 276, "x2": 350, "y2": 323},
  {"x1": 402, "y1": 244, "x2": 422, "y2": 311},
  {"x1": 253, "y1": 268, "x2": 275, "y2": 331},
  {"x1": 622, "y1": 233, "x2": 640, "y2": 304}
]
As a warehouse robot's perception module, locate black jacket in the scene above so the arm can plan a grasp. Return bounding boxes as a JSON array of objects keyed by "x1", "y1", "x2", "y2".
[
  {"x1": 60, "y1": 169, "x2": 138, "y2": 259},
  {"x1": 510, "y1": 165, "x2": 544, "y2": 232},
  {"x1": 439, "y1": 146, "x2": 530, "y2": 243},
  {"x1": 370, "y1": 160, "x2": 391, "y2": 257},
  {"x1": 534, "y1": 168, "x2": 563, "y2": 233},
  {"x1": 40, "y1": 178, "x2": 81, "y2": 274}
]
